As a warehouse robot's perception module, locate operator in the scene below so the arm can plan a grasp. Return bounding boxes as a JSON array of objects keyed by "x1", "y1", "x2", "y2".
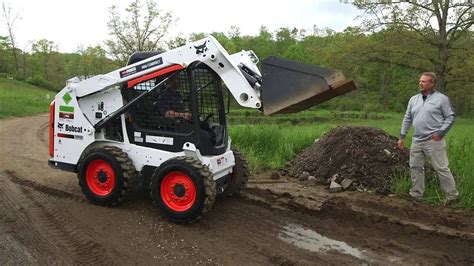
[
  {"x1": 157, "y1": 75, "x2": 192, "y2": 121},
  {"x1": 397, "y1": 72, "x2": 458, "y2": 204}
]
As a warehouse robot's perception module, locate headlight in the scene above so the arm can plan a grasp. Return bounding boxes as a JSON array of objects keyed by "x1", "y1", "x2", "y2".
[{"x1": 247, "y1": 50, "x2": 259, "y2": 64}]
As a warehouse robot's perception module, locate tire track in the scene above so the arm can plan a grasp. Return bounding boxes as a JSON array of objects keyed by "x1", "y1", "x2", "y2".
[
  {"x1": 4, "y1": 170, "x2": 85, "y2": 202},
  {"x1": 0, "y1": 173, "x2": 69, "y2": 263},
  {"x1": 19, "y1": 187, "x2": 113, "y2": 264},
  {"x1": 36, "y1": 121, "x2": 49, "y2": 147},
  {"x1": 0, "y1": 171, "x2": 121, "y2": 264}
]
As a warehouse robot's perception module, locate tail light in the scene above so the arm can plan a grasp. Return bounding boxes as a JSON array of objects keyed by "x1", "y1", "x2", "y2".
[{"x1": 49, "y1": 100, "x2": 55, "y2": 157}]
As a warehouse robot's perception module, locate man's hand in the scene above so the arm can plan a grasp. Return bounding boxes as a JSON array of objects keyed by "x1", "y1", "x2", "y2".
[
  {"x1": 397, "y1": 139, "x2": 405, "y2": 149},
  {"x1": 183, "y1": 112, "x2": 192, "y2": 120},
  {"x1": 432, "y1": 133, "x2": 443, "y2": 141}
]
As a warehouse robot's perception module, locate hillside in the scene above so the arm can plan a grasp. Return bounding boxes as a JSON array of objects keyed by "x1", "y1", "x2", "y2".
[{"x1": 0, "y1": 78, "x2": 54, "y2": 118}]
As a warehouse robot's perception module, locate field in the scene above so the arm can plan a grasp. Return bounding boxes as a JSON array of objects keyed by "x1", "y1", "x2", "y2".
[
  {"x1": 227, "y1": 109, "x2": 474, "y2": 208},
  {"x1": 0, "y1": 78, "x2": 53, "y2": 119}
]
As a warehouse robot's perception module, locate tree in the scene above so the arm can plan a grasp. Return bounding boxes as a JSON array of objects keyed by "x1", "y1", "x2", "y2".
[
  {"x1": 78, "y1": 45, "x2": 116, "y2": 77},
  {"x1": 31, "y1": 39, "x2": 57, "y2": 84},
  {"x1": 353, "y1": 0, "x2": 474, "y2": 92},
  {"x1": 106, "y1": 0, "x2": 174, "y2": 63},
  {"x1": 1, "y1": 2, "x2": 20, "y2": 72}
]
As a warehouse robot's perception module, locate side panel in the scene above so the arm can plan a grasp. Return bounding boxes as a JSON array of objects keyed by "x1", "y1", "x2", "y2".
[
  {"x1": 78, "y1": 87, "x2": 124, "y2": 126},
  {"x1": 52, "y1": 88, "x2": 95, "y2": 165}
]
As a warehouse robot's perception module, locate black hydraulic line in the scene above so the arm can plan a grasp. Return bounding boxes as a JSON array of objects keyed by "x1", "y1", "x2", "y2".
[{"x1": 94, "y1": 71, "x2": 181, "y2": 132}]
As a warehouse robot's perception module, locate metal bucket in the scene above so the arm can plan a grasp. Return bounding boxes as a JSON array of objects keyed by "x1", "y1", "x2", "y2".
[{"x1": 260, "y1": 56, "x2": 356, "y2": 115}]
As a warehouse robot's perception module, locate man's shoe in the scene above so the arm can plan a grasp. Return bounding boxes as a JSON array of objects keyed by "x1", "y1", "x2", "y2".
[
  {"x1": 445, "y1": 198, "x2": 459, "y2": 206},
  {"x1": 400, "y1": 193, "x2": 422, "y2": 202}
]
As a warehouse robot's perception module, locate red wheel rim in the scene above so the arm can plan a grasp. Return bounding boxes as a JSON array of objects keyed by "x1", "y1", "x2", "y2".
[
  {"x1": 160, "y1": 171, "x2": 196, "y2": 212},
  {"x1": 85, "y1": 159, "x2": 116, "y2": 196}
]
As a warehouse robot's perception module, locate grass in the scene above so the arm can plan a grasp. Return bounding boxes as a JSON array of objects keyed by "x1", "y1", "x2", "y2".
[
  {"x1": 228, "y1": 109, "x2": 474, "y2": 208},
  {"x1": 0, "y1": 78, "x2": 53, "y2": 118}
]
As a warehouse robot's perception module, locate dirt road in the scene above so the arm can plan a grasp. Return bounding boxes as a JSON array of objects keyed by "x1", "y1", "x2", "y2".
[{"x1": 0, "y1": 115, "x2": 473, "y2": 264}]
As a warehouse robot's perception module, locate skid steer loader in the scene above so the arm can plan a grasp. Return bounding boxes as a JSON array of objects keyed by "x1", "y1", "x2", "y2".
[{"x1": 48, "y1": 36, "x2": 355, "y2": 223}]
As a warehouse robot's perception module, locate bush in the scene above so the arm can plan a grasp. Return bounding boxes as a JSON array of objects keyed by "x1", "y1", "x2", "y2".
[{"x1": 25, "y1": 75, "x2": 54, "y2": 90}]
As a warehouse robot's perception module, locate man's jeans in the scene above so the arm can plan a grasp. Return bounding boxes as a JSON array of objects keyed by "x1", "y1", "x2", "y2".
[{"x1": 409, "y1": 139, "x2": 459, "y2": 200}]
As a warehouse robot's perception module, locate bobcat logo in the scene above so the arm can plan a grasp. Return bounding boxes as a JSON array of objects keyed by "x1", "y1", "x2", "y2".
[
  {"x1": 57, "y1": 123, "x2": 64, "y2": 129},
  {"x1": 194, "y1": 41, "x2": 208, "y2": 55}
]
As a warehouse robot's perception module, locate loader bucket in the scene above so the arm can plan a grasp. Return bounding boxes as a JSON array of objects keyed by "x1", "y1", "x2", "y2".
[{"x1": 260, "y1": 56, "x2": 356, "y2": 115}]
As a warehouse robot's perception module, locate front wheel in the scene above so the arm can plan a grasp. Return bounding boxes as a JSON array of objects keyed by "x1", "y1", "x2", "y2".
[
  {"x1": 78, "y1": 146, "x2": 137, "y2": 206},
  {"x1": 150, "y1": 156, "x2": 216, "y2": 223}
]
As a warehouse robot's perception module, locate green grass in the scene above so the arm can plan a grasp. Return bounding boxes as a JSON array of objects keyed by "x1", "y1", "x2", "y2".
[
  {"x1": 0, "y1": 78, "x2": 53, "y2": 118},
  {"x1": 228, "y1": 109, "x2": 474, "y2": 208}
]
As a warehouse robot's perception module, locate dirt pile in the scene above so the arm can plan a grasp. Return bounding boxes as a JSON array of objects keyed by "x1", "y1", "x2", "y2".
[{"x1": 288, "y1": 126, "x2": 410, "y2": 194}]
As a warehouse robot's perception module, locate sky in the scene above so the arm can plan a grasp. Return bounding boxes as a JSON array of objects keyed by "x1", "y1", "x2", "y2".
[{"x1": 0, "y1": 0, "x2": 362, "y2": 53}]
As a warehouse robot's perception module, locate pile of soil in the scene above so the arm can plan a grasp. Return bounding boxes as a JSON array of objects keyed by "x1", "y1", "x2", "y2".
[{"x1": 288, "y1": 126, "x2": 410, "y2": 194}]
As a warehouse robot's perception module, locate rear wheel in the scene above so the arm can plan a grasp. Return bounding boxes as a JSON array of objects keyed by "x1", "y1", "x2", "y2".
[
  {"x1": 150, "y1": 156, "x2": 216, "y2": 223},
  {"x1": 222, "y1": 149, "x2": 249, "y2": 197},
  {"x1": 78, "y1": 146, "x2": 137, "y2": 206}
]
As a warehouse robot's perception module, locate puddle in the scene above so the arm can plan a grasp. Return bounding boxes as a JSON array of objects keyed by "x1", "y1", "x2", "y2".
[{"x1": 279, "y1": 223, "x2": 372, "y2": 261}]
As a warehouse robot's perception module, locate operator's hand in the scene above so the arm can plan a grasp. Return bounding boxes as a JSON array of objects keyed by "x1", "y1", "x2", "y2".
[
  {"x1": 183, "y1": 112, "x2": 192, "y2": 121},
  {"x1": 432, "y1": 133, "x2": 443, "y2": 141},
  {"x1": 397, "y1": 139, "x2": 405, "y2": 149}
]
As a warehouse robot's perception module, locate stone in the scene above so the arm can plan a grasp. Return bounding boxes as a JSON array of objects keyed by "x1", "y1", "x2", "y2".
[
  {"x1": 314, "y1": 138, "x2": 320, "y2": 143},
  {"x1": 298, "y1": 171, "x2": 310, "y2": 181},
  {"x1": 308, "y1": 176, "x2": 317, "y2": 183},
  {"x1": 383, "y1": 149, "x2": 391, "y2": 156},
  {"x1": 341, "y1": 178, "x2": 354, "y2": 190},
  {"x1": 328, "y1": 173, "x2": 339, "y2": 184},
  {"x1": 270, "y1": 171, "x2": 280, "y2": 180},
  {"x1": 329, "y1": 181, "x2": 342, "y2": 193}
]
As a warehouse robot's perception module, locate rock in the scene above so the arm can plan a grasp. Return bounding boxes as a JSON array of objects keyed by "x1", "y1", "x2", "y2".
[
  {"x1": 270, "y1": 171, "x2": 280, "y2": 180},
  {"x1": 298, "y1": 171, "x2": 309, "y2": 181},
  {"x1": 308, "y1": 176, "x2": 317, "y2": 183},
  {"x1": 341, "y1": 178, "x2": 354, "y2": 190},
  {"x1": 328, "y1": 173, "x2": 339, "y2": 184},
  {"x1": 314, "y1": 138, "x2": 320, "y2": 143},
  {"x1": 329, "y1": 181, "x2": 342, "y2": 193},
  {"x1": 383, "y1": 149, "x2": 391, "y2": 156}
]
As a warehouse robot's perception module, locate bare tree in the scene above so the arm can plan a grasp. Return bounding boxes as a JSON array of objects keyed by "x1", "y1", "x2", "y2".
[
  {"x1": 106, "y1": 0, "x2": 174, "y2": 63},
  {"x1": 353, "y1": 0, "x2": 473, "y2": 91},
  {"x1": 1, "y1": 2, "x2": 20, "y2": 72}
]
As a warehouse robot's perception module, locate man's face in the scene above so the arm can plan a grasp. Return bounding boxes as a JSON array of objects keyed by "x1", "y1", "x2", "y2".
[
  {"x1": 168, "y1": 76, "x2": 180, "y2": 91},
  {"x1": 419, "y1": 75, "x2": 434, "y2": 92}
]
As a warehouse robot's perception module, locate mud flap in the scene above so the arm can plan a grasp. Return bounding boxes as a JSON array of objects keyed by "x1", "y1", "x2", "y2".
[{"x1": 260, "y1": 56, "x2": 356, "y2": 115}]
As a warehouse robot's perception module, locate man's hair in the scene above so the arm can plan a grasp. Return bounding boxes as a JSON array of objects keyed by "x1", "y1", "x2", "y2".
[{"x1": 422, "y1": 72, "x2": 437, "y2": 84}]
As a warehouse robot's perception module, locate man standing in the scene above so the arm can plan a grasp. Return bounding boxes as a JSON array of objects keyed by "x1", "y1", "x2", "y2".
[{"x1": 398, "y1": 72, "x2": 458, "y2": 203}]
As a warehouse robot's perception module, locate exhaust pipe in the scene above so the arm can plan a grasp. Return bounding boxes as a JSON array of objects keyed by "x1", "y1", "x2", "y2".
[{"x1": 260, "y1": 56, "x2": 356, "y2": 115}]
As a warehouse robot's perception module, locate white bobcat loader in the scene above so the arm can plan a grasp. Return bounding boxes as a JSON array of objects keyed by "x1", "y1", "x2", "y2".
[{"x1": 48, "y1": 36, "x2": 355, "y2": 223}]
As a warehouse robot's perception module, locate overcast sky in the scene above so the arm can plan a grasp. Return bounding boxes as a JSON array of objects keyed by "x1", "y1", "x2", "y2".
[{"x1": 1, "y1": 0, "x2": 362, "y2": 53}]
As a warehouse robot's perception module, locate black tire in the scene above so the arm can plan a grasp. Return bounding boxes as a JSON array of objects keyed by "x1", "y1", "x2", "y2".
[
  {"x1": 222, "y1": 149, "x2": 249, "y2": 197},
  {"x1": 78, "y1": 146, "x2": 137, "y2": 206},
  {"x1": 150, "y1": 156, "x2": 216, "y2": 223}
]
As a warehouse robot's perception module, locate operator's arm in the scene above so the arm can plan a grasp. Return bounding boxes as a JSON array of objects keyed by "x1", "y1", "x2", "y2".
[
  {"x1": 165, "y1": 110, "x2": 192, "y2": 120},
  {"x1": 437, "y1": 96, "x2": 456, "y2": 137},
  {"x1": 398, "y1": 98, "x2": 413, "y2": 148}
]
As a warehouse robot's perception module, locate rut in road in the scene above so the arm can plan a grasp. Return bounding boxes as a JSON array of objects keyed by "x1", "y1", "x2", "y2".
[
  {"x1": 0, "y1": 170, "x2": 121, "y2": 264},
  {"x1": 4, "y1": 170, "x2": 84, "y2": 202}
]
